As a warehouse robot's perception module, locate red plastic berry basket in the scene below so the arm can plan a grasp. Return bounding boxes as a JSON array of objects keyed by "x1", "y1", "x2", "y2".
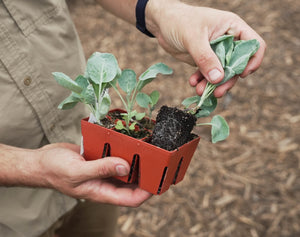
[{"x1": 81, "y1": 110, "x2": 200, "y2": 195}]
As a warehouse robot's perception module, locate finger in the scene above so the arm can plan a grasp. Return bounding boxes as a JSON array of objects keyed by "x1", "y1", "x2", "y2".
[
  {"x1": 78, "y1": 178, "x2": 153, "y2": 207},
  {"x1": 189, "y1": 70, "x2": 204, "y2": 87},
  {"x1": 195, "y1": 79, "x2": 207, "y2": 96},
  {"x1": 187, "y1": 36, "x2": 224, "y2": 84},
  {"x1": 226, "y1": 19, "x2": 266, "y2": 78},
  {"x1": 78, "y1": 157, "x2": 130, "y2": 181},
  {"x1": 93, "y1": 181, "x2": 153, "y2": 207},
  {"x1": 213, "y1": 76, "x2": 239, "y2": 98}
]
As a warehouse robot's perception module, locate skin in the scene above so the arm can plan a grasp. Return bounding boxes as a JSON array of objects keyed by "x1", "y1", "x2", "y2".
[
  {"x1": 1, "y1": 0, "x2": 266, "y2": 207},
  {"x1": 98, "y1": 0, "x2": 266, "y2": 96}
]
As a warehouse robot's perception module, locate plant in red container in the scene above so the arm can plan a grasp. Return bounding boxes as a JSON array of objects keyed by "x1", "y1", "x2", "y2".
[{"x1": 52, "y1": 35, "x2": 260, "y2": 194}]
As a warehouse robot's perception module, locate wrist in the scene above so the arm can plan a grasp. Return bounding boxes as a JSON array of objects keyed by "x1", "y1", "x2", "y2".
[
  {"x1": 0, "y1": 144, "x2": 47, "y2": 187},
  {"x1": 145, "y1": 0, "x2": 182, "y2": 37}
]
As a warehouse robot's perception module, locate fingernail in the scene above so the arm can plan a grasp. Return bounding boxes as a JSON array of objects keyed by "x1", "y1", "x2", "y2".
[
  {"x1": 116, "y1": 165, "x2": 129, "y2": 176},
  {"x1": 208, "y1": 69, "x2": 222, "y2": 83}
]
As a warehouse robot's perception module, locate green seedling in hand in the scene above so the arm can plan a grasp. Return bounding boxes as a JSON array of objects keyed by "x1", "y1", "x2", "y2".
[{"x1": 182, "y1": 35, "x2": 260, "y2": 143}]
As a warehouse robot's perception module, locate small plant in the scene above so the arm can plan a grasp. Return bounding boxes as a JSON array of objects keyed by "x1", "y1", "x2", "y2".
[
  {"x1": 151, "y1": 35, "x2": 260, "y2": 149},
  {"x1": 52, "y1": 53, "x2": 121, "y2": 124},
  {"x1": 182, "y1": 35, "x2": 260, "y2": 143},
  {"x1": 52, "y1": 52, "x2": 172, "y2": 136},
  {"x1": 110, "y1": 64, "x2": 172, "y2": 135},
  {"x1": 53, "y1": 35, "x2": 259, "y2": 148}
]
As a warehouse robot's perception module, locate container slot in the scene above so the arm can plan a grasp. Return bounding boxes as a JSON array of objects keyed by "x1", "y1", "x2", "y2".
[
  {"x1": 101, "y1": 143, "x2": 111, "y2": 157},
  {"x1": 173, "y1": 157, "x2": 184, "y2": 184},
  {"x1": 128, "y1": 154, "x2": 139, "y2": 182},
  {"x1": 157, "y1": 167, "x2": 168, "y2": 194}
]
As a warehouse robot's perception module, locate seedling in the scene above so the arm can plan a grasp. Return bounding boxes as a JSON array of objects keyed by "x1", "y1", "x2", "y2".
[
  {"x1": 52, "y1": 53, "x2": 121, "y2": 124},
  {"x1": 181, "y1": 35, "x2": 260, "y2": 143},
  {"x1": 52, "y1": 52, "x2": 173, "y2": 135},
  {"x1": 109, "y1": 63, "x2": 172, "y2": 135}
]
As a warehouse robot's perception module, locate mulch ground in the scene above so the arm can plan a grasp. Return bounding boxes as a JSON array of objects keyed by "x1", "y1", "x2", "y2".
[{"x1": 68, "y1": 0, "x2": 300, "y2": 236}]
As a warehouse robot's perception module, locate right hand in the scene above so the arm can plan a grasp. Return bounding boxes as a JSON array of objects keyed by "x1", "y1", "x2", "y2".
[
  {"x1": 37, "y1": 143, "x2": 152, "y2": 207},
  {"x1": 147, "y1": 0, "x2": 266, "y2": 97}
]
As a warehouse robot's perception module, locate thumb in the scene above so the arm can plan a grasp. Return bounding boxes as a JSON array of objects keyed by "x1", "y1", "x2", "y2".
[
  {"x1": 189, "y1": 37, "x2": 224, "y2": 84},
  {"x1": 78, "y1": 157, "x2": 130, "y2": 181}
]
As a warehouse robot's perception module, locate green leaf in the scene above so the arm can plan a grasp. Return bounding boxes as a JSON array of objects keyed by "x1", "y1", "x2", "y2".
[
  {"x1": 136, "y1": 92, "x2": 151, "y2": 108},
  {"x1": 228, "y1": 39, "x2": 260, "y2": 74},
  {"x1": 115, "y1": 120, "x2": 125, "y2": 130},
  {"x1": 52, "y1": 72, "x2": 82, "y2": 94},
  {"x1": 96, "y1": 91, "x2": 111, "y2": 120},
  {"x1": 129, "y1": 122, "x2": 137, "y2": 130},
  {"x1": 210, "y1": 35, "x2": 234, "y2": 45},
  {"x1": 217, "y1": 66, "x2": 236, "y2": 85},
  {"x1": 86, "y1": 52, "x2": 120, "y2": 84},
  {"x1": 57, "y1": 93, "x2": 81, "y2": 110},
  {"x1": 82, "y1": 84, "x2": 96, "y2": 106},
  {"x1": 195, "y1": 96, "x2": 217, "y2": 118},
  {"x1": 149, "y1": 90, "x2": 160, "y2": 106},
  {"x1": 75, "y1": 75, "x2": 89, "y2": 89},
  {"x1": 135, "y1": 112, "x2": 145, "y2": 120},
  {"x1": 211, "y1": 115, "x2": 230, "y2": 143},
  {"x1": 137, "y1": 63, "x2": 173, "y2": 91},
  {"x1": 182, "y1": 95, "x2": 201, "y2": 108},
  {"x1": 118, "y1": 69, "x2": 137, "y2": 94},
  {"x1": 210, "y1": 36, "x2": 260, "y2": 86}
]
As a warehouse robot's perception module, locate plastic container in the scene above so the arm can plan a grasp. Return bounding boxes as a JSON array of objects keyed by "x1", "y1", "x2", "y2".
[{"x1": 81, "y1": 110, "x2": 200, "y2": 195}]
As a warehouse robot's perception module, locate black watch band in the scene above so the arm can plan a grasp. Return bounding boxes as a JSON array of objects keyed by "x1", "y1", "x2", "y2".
[{"x1": 135, "y1": 0, "x2": 155, "y2": 37}]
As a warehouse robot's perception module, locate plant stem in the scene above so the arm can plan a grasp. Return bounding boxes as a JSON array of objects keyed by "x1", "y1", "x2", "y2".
[
  {"x1": 196, "y1": 122, "x2": 212, "y2": 126},
  {"x1": 197, "y1": 82, "x2": 217, "y2": 108},
  {"x1": 109, "y1": 83, "x2": 128, "y2": 111}
]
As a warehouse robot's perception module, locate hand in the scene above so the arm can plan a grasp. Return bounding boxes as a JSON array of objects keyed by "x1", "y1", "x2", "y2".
[
  {"x1": 37, "y1": 143, "x2": 152, "y2": 207},
  {"x1": 146, "y1": 1, "x2": 266, "y2": 97}
]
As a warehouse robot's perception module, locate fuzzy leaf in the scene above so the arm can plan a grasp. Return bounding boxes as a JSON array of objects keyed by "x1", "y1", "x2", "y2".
[
  {"x1": 182, "y1": 95, "x2": 200, "y2": 108},
  {"x1": 52, "y1": 72, "x2": 82, "y2": 94},
  {"x1": 228, "y1": 39, "x2": 260, "y2": 74},
  {"x1": 137, "y1": 63, "x2": 173, "y2": 91},
  {"x1": 211, "y1": 115, "x2": 230, "y2": 143},
  {"x1": 209, "y1": 35, "x2": 234, "y2": 45},
  {"x1": 82, "y1": 84, "x2": 96, "y2": 106},
  {"x1": 135, "y1": 112, "x2": 145, "y2": 120},
  {"x1": 195, "y1": 96, "x2": 217, "y2": 118},
  {"x1": 210, "y1": 36, "x2": 260, "y2": 86},
  {"x1": 149, "y1": 90, "x2": 160, "y2": 106},
  {"x1": 96, "y1": 91, "x2": 111, "y2": 120},
  {"x1": 136, "y1": 92, "x2": 151, "y2": 108},
  {"x1": 210, "y1": 35, "x2": 234, "y2": 67},
  {"x1": 75, "y1": 75, "x2": 89, "y2": 89},
  {"x1": 118, "y1": 69, "x2": 137, "y2": 94},
  {"x1": 58, "y1": 93, "x2": 81, "y2": 110},
  {"x1": 86, "y1": 52, "x2": 120, "y2": 84}
]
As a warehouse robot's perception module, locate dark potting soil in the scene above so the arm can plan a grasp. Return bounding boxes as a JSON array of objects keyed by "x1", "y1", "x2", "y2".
[
  {"x1": 101, "y1": 110, "x2": 154, "y2": 139},
  {"x1": 151, "y1": 106, "x2": 197, "y2": 151}
]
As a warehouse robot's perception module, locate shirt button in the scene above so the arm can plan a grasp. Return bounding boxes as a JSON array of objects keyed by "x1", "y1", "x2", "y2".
[{"x1": 23, "y1": 77, "x2": 32, "y2": 86}]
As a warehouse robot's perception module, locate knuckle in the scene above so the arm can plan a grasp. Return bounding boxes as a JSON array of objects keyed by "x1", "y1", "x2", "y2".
[
  {"x1": 197, "y1": 53, "x2": 215, "y2": 66},
  {"x1": 98, "y1": 164, "x2": 114, "y2": 178}
]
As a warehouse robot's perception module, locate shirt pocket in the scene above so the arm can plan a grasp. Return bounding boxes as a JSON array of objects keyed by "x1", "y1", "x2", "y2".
[{"x1": 2, "y1": 0, "x2": 63, "y2": 37}]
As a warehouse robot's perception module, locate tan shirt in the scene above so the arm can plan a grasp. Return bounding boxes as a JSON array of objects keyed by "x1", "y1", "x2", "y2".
[{"x1": 0, "y1": 0, "x2": 89, "y2": 236}]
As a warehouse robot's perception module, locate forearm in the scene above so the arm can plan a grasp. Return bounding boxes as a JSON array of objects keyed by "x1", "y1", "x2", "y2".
[
  {"x1": 0, "y1": 144, "x2": 45, "y2": 187},
  {"x1": 96, "y1": 0, "x2": 176, "y2": 37},
  {"x1": 96, "y1": 0, "x2": 138, "y2": 25}
]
